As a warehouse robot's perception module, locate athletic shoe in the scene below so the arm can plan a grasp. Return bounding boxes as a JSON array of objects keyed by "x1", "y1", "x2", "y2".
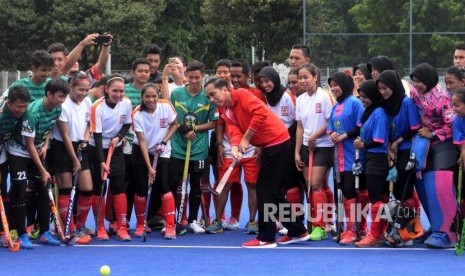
[
  {"x1": 245, "y1": 220, "x2": 258, "y2": 234},
  {"x1": 225, "y1": 217, "x2": 240, "y2": 230},
  {"x1": 325, "y1": 224, "x2": 337, "y2": 235},
  {"x1": 164, "y1": 225, "x2": 176, "y2": 240},
  {"x1": 339, "y1": 229, "x2": 357, "y2": 245},
  {"x1": 189, "y1": 220, "x2": 205, "y2": 234},
  {"x1": 242, "y1": 238, "x2": 277, "y2": 248},
  {"x1": 0, "y1": 233, "x2": 8, "y2": 248},
  {"x1": 39, "y1": 231, "x2": 61, "y2": 246},
  {"x1": 116, "y1": 229, "x2": 132, "y2": 241},
  {"x1": 424, "y1": 232, "x2": 454, "y2": 249},
  {"x1": 385, "y1": 227, "x2": 413, "y2": 247},
  {"x1": 417, "y1": 227, "x2": 432, "y2": 243},
  {"x1": 133, "y1": 225, "x2": 145, "y2": 238},
  {"x1": 309, "y1": 227, "x2": 328, "y2": 241},
  {"x1": 206, "y1": 219, "x2": 223, "y2": 234},
  {"x1": 82, "y1": 225, "x2": 95, "y2": 236},
  {"x1": 27, "y1": 224, "x2": 40, "y2": 240},
  {"x1": 145, "y1": 225, "x2": 152, "y2": 234},
  {"x1": 277, "y1": 232, "x2": 310, "y2": 245},
  {"x1": 73, "y1": 230, "x2": 92, "y2": 245},
  {"x1": 10, "y1": 229, "x2": 18, "y2": 241},
  {"x1": 96, "y1": 226, "x2": 109, "y2": 241},
  {"x1": 18, "y1": 233, "x2": 34, "y2": 249},
  {"x1": 354, "y1": 233, "x2": 385, "y2": 248},
  {"x1": 161, "y1": 227, "x2": 166, "y2": 235},
  {"x1": 176, "y1": 224, "x2": 187, "y2": 235}
]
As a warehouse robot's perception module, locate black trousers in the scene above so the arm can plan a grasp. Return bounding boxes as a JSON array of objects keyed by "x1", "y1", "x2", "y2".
[{"x1": 256, "y1": 140, "x2": 307, "y2": 242}]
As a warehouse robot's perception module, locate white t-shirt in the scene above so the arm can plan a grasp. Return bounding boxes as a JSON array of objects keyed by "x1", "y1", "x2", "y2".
[
  {"x1": 89, "y1": 97, "x2": 132, "y2": 148},
  {"x1": 296, "y1": 87, "x2": 334, "y2": 147},
  {"x1": 132, "y1": 99, "x2": 177, "y2": 158},
  {"x1": 52, "y1": 96, "x2": 91, "y2": 142},
  {"x1": 266, "y1": 91, "x2": 296, "y2": 128}
]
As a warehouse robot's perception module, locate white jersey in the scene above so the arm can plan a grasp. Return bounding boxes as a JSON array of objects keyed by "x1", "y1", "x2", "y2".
[
  {"x1": 266, "y1": 91, "x2": 296, "y2": 128},
  {"x1": 132, "y1": 99, "x2": 177, "y2": 158},
  {"x1": 89, "y1": 97, "x2": 132, "y2": 148},
  {"x1": 296, "y1": 87, "x2": 334, "y2": 147},
  {"x1": 52, "y1": 96, "x2": 91, "y2": 142}
]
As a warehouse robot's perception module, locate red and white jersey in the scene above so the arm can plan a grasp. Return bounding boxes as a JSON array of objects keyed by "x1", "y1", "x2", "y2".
[
  {"x1": 266, "y1": 91, "x2": 296, "y2": 128},
  {"x1": 132, "y1": 99, "x2": 177, "y2": 158},
  {"x1": 89, "y1": 97, "x2": 132, "y2": 148},
  {"x1": 52, "y1": 96, "x2": 92, "y2": 142},
  {"x1": 296, "y1": 87, "x2": 334, "y2": 147}
]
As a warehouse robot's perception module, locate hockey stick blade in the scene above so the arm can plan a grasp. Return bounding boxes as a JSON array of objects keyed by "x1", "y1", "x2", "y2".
[{"x1": 215, "y1": 158, "x2": 238, "y2": 195}]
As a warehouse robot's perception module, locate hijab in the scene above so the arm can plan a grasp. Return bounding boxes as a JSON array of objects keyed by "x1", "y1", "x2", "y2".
[
  {"x1": 410, "y1": 63, "x2": 439, "y2": 92},
  {"x1": 359, "y1": 80, "x2": 381, "y2": 123},
  {"x1": 328, "y1": 72, "x2": 354, "y2": 103},
  {"x1": 377, "y1": 70, "x2": 405, "y2": 116}
]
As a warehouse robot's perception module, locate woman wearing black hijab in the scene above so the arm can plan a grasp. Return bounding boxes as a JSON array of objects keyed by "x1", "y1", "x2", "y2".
[
  {"x1": 353, "y1": 80, "x2": 389, "y2": 247},
  {"x1": 377, "y1": 69, "x2": 424, "y2": 247}
]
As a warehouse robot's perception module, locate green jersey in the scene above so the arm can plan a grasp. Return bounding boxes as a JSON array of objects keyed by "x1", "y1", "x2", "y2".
[
  {"x1": 170, "y1": 87, "x2": 218, "y2": 161},
  {"x1": 124, "y1": 83, "x2": 141, "y2": 109},
  {"x1": 0, "y1": 107, "x2": 21, "y2": 145},
  {"x1": 8, "y1": 98, "x2": 61, "y2": 157},
  {"x1": 8, "y1": 77, "x2": 47, "y2": 102}
]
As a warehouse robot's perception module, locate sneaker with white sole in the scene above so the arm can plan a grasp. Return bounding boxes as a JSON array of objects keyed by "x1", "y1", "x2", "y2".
[
  {"x1": 242, "y1": 238, "x2": 277, "y2": 248},
  {"x1": 225, "y1": 217, "x2": 239, "y2": 230},
  {"x1": 277, "y1": 232, "x2": 310, "y2": 245},
  {"x1": 245, "y1": 220, "x2": 258, "y2": 234},
  {"x1": 189, "y1": 220, "x2": 205, "y2": 234}
]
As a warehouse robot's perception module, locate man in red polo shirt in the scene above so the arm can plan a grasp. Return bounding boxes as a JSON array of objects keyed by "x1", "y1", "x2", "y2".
[{"x1": 204, "y1": 77, "x2": 309, "y2": 248}]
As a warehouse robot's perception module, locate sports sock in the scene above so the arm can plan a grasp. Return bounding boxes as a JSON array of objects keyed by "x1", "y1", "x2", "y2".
[
  {"x1": 75, "y1": 192, "x2": 92, "y2": 229},
  {"x1": 58, "y1": 192, "x2": 75, "y2": 233},
  {"x1": 324, "y1": 186, "x2": 334, "y2": 222},
  {"x1": 133, "y1": 194, "x2": 146, "y2": 227},
  {"x1": 113, "y1": 194, "x2": 128, "y2": 230},
  {"x1": 92, "y1": 195, "x2": 106, "y2": 228},
  {"x1": 311, "y1": 189, "x2": 327, "y2": 228},
  {"x1": 162, "y1": 192, "x2": 175, "y2": 228},
  {"x1": 230, "y1": 182, "x2": 243, "y2": 220},
  {"x1": 201, "y1": 184, "x2": 211, "y2": 221}
]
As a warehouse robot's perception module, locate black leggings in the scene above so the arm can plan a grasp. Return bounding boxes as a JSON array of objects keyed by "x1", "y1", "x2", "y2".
[
  {"x1": 340, "y1": 172, "x2": 366, "y2": 199},
  {"x1": 365, "y1": 174, "x2": 389, "y2": 203}
]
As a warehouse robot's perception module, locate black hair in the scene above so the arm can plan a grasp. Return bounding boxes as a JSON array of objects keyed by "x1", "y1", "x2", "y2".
[
  {"x1": 446, "y1": 66, "x2": 465, "y2": 81},
  {"x1": 169, "y1": 55, "x2": 186, "y2": 66},
  {"x1": 186, "y1": 60, "x2": 205, "y2": 74},
  {"x1": 204, "y1": 77, "x2": 229, "y2": 90},
  {"x1": 45, "y1": 78, "x2": 70, "y2": 96},
  {"x1": 47, "y1": 43, "x2": 68, "y2": 55},
  {"x1": 68, "y1": 71, "x2": 90, "y2": 86},
  {"x1": 231, "y1": 59, "x2": 250, "y2": 75},
  {"x1": 299, "y1": 63, "x2": 319, "y2": 77},
  {"x1": 288, "y1": 68, "x2": 299, "y2": 76},
  {"x1": 132, "y1": 58, "x2": 151, "y2": 71},
  {"x1": 91, "y1": 75, "x2": 109, "y2": 89},
  {"x1": 8, "y1": 86, "x2": 31, "y2": 103},
  {"x1": 251, "y1": 61, "x2": 272, "y2": 76},
  {"x1": 215, "y1": 59, "x2": 231, "y2": 72},
  {"x1": 31, "y1": 50, "x2": 54, "y2": 68},
  {"x1": 455, "y1": 87, "x2": 465, "y2": 103},
  {"x1": 140, "y1": 83, "x2": 158, "y2": 112},
  {"x1": 456, "y1": 44, "x2": 465, "y2": 51},
  {"x1": 142, "y1": 44, "x2": 161, "y2": 57},
  {"x1": 104, "y1": 74, "x2": 125, "y2": 98},
  {"x1": 291, "y1": 44, "x2": 310, "y2": 59}
]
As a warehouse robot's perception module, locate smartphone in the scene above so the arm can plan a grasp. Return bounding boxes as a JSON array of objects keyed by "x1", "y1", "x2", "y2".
[
  {"x1": 94, "y1": 35, "x2": 111, "y2": 44},
  {"x1": 168, "y1": 57, "x2": 176, "y2": 64}
]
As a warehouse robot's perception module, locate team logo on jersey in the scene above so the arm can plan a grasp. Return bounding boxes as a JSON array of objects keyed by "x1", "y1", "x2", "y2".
[
  {"x1": 160, "y1": 118, "x2": 168, "y2": 128},
  {"x1": 334, "y1": 120, "x2": 342, "y2": 132},
  {"x1": 21, "y1": 120, "x2": 33, "y2": 133},
  {"x1": 315, "y1": 103, "x2": 322, "y2": 113},
  {"x1": 119, "y1": 115, "x2": 126, "y2": 124},
  {"x1": 281, "y1": 106, "x2": 290, "y2": 116}
]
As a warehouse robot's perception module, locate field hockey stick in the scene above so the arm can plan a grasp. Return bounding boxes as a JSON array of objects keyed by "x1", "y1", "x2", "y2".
[
  {"x1": 64, "y1": 149, "x2": 82, "y2": 238},
  {"x1": 177, "y1": 140, "x2": 191, "y2": 225},
  {"x1": 306, "y1": 149, "x2": 314, "y2": 230},
  {"x1": 47, "y1": 182, "x2": 66, "y2": 244},
  {"x1": 334, "y1": 143, "x2": 343, "y2": 242},
  {"x1": 143, "y1": 151, "x2": 159, "y2": 242},
  {"x1": 456, "y1": 156, "x2": 464, "y2": 256},
  {"x1": 215, "y1": 158, "x2": 238, "y2": 195},
  {"x1": 353, "y1": 148, "x2": 362, "y2": 241},
  {"x1": 0, "y1": 171, "x2": 20, "y2": 252},
  {"x1": 95, "y1": 144, "x2": 114, "y2": 232}
]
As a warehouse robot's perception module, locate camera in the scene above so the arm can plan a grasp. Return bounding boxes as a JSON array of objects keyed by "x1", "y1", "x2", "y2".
[{"x1": 94, "y1": 35, "x2": 111, "y2": 44}]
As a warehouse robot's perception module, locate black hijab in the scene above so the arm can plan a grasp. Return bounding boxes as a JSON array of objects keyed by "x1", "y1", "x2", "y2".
[
  {"x1": 377, "y1": 70, "x2": 405, "y2": 116},
  {"x1": 367, "y1": 56, "x2": 395, "y2": 73},
  {"x1": 410, "y1": 63, "x2": 439, "y2": 92},
  {"x1": 353, "y1": 63, "x2": 372, "y2": 80},
  {"x1": 259, "y1": 66, "x2": 286, "y2": 106},
  {"x1": 328, "y1": 72, "x2": 354, "y2": 103},
  {"x1": 359, "y1": 80, "x2": 381, "y2": 123}
]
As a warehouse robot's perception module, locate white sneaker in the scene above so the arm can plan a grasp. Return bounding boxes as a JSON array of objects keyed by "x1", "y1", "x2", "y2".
[
  {"x1": 189, "y1": 220, "x2": 205, "y2": 234},
  {"x1": 278, "y1": 227, "x2": 288, "y2": 236}
]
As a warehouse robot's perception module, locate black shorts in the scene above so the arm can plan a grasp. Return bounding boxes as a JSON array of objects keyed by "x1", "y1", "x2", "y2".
[
  {"x1": 49, "y1": 139, "x2": 90, "y2": 173},
  {"x1": 169, "y1": 157, "x2": 209, "y2": 175},
  {"x1": 87, "y1": 145, "x2": 125, "y2": 177},
  {"x1": 365, "y1": 152, "x2": 388, "y2": 176},
  {"x1": 301, "y1": 146, "x2": 334, "y2": 168}
]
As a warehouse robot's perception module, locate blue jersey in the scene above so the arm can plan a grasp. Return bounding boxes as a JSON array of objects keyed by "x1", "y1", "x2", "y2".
[
  {"x1": 360, "y1": 107, "x2": 389, "y2": 154},
  {"x1": 453, "y1": 115, "x2": 465, "y2": 145},
  {"x1": 328, "y1": 95, "x2": 364, "y2": 172},
  {"x1": 389, "y1": 97, "x2": 421, "y2": 150}
]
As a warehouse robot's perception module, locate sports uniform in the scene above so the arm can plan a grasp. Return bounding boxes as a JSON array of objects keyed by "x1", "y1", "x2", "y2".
[
  {"x1": 88, "y1": 96, "x2": 132, "y2": 241},
  {"x1": 132, "y1": 99, "x2": 177, "y2": 239}
]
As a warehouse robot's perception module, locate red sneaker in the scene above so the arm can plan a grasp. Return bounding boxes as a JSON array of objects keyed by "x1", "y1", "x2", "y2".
[
  {"x1": 96, "y1": 226, "x2": 109, "y2": 241},
  {"x1": 277, "y1": 232, "x2": 310, "y2": 245},
  {"x1": 164, "y1": 225, "x2": 176, "y2": 240},
  {"x1": 242, "y1": 238, "x2": 277, "y2": 248},
  {"x1": 117, "y1": 229, "x2": 131, "y2": 241}
]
